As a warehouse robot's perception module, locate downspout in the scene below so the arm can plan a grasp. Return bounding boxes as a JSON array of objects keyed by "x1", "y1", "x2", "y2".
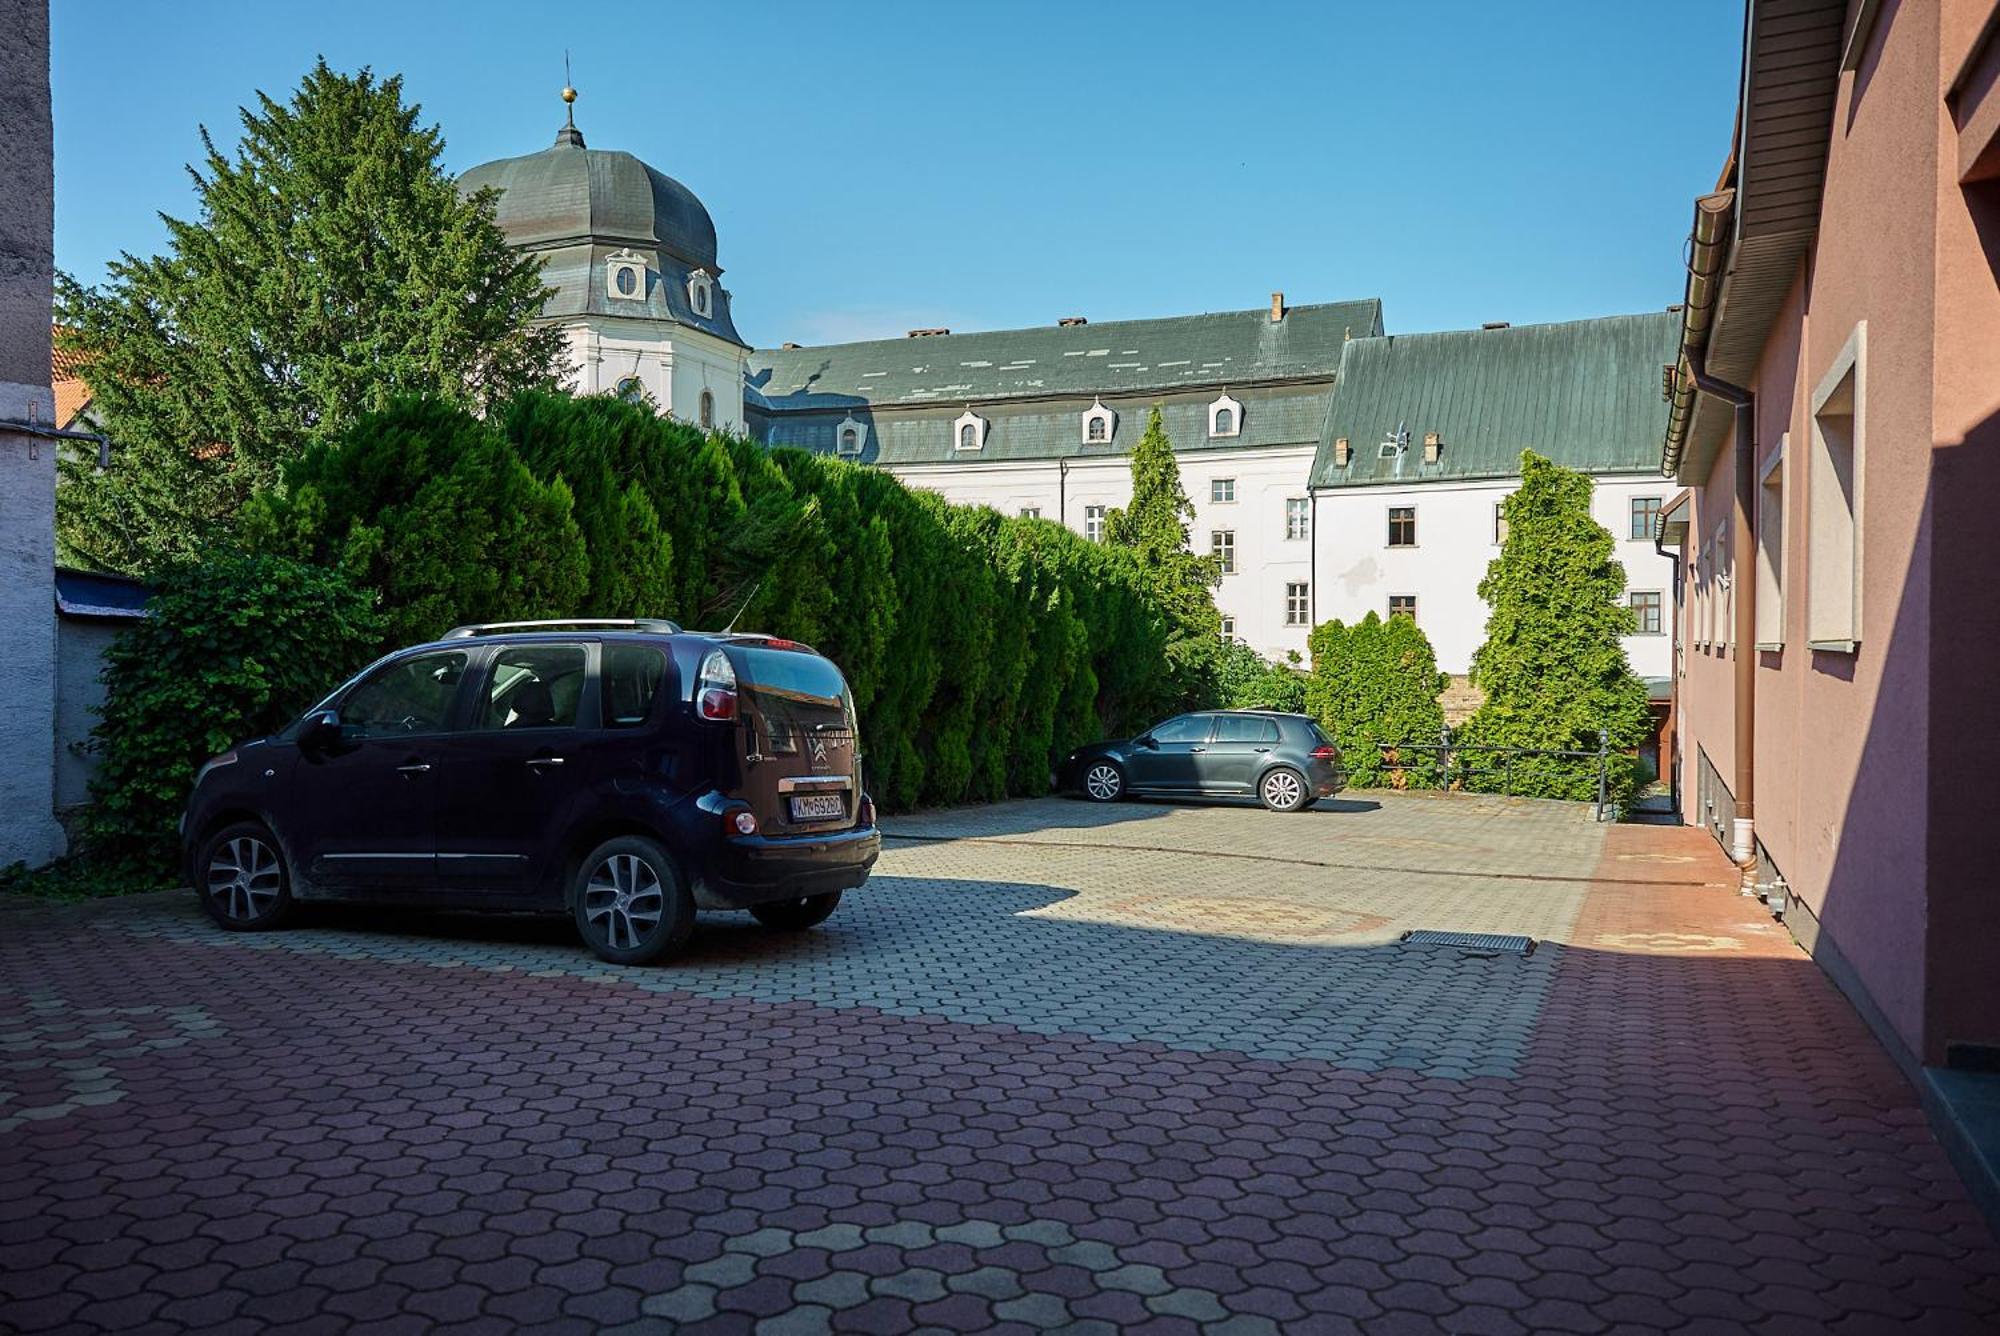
[
  {"x1": 1057, "y1": 458, "x2": 1068, "y2": 528},
  {"x1": 1654, "y1": 512, "x2": 1683, "y2": 817},
  {"x1": 1309, "y1": 489, "x2": 1319, "y2": 629},
  {"x1": 1687, "y1": 344, "x2": 1757, "y2": 869}
]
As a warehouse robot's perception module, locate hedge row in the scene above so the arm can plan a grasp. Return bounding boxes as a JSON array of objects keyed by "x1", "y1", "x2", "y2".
[{"x1": 249, "y1": 392, "x2": 1180, "y2": 811}]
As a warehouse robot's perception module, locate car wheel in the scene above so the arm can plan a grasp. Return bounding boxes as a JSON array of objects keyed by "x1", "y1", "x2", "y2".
[
  {"x1": 1082, "y1": 762, "x2": 1125, "y2": 803},
  {"x1": 750, "y1": 890, "x2": 842, "y2": 931},
  {"x1": 197, "y1": 821, "x2": 295, "y2": 931},
  {"x1": 1259, "y1": 767, "x2": 1308, "y2": 813},
  {"x1": 573, "y1": 836, "x2": 694, "y2": 965}
]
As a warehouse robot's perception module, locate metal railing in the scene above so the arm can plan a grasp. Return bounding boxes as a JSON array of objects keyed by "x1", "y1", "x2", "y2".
[{"x1": 1364, "y1": 726, "x2": 1616, "y2": 821}]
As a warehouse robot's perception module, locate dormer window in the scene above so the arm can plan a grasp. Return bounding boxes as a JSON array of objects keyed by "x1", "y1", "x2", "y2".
[
  {"x1": 687, "y1": 268, "x2": 714, "y2": 318},
  {"x1": 953, "y1": 409, "x2": 987, "y2": 452},
  {"x1": 836, "y1": 415, "x2": 866, "y2": 457},
  {"x1": 1208, "y1": 393, "x2": 1243, "y2": 439},
  {"x1": 1082, "y1": 398, "x2": 1115, "y2": 445},
  {"x1": 607, "y1": 248, "x2": 647, "y2": 302}
]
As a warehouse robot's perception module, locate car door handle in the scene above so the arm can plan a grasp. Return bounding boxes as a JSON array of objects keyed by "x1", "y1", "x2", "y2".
[
  {"x1": 397, "y1": 762, "x2": 431, "y2": 774},
  {"x1": 1254, "y1": 747, "x2": 1272, "y2": 753},
  {"x1": 526, "y1": 756, "x2": 566, "y2": 769},
  {"x1": 1189, "y1": 746, "x2": 1206, "y2": 753}
]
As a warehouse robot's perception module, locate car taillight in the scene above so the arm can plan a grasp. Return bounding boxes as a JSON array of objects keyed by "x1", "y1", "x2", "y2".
[
  {"x1": 1310, "y1": 745, "x2": 1339, "y2": 760},
  {"x1": 697, "y1": 650, "x2": 738, "y2": 721},
  {"x1": 730, "y1": 810, "x2": 758, "y2": 836},
  {"x1": 857, "y1": 793, "x2": 876, "y2": 827}
]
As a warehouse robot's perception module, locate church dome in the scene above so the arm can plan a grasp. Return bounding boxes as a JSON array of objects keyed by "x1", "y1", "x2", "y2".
[{"x1": 460, "y1": 123, "x2": 720, "y2": 272}]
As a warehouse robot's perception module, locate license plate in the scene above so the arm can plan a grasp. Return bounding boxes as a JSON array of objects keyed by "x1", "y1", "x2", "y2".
[{"x1": 789, "y1": 793, "x2": 846, "y2": 822}]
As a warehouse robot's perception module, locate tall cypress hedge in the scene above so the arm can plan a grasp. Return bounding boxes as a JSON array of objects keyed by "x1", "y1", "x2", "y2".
[{"x1": 253, "y1": 392, "x2": 1179, "y2": 811}]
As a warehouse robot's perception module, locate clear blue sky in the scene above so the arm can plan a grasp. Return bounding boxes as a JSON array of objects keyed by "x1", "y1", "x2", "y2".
[{"x1": 52, "y1": 0, "x2": 1742, "y2": 350}]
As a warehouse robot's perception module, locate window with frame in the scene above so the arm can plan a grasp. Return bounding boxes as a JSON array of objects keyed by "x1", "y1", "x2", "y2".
[
  {"x1": 1630, "y1": 591, "x2": 1663, "y2": 636},
  {"x1": 1494, "y1": 500, "x2": 1509, "y2": 545},
  {"x1": 1087, "y1": 415, "x2": 1107, "y2": 442},
  {"x1": 338, "y1": 651, "x2": 468, "y2": 739},
  {"x1": 1808, "y1": 327, "x2": 1863, "y2": 650},
  {"x1": 1285, "y1": 497, "x2": 1309, "y2": 541},
  {"x1": 1388, "y1": 595, "x2": 1417, "y2": 621},
  {"x1": 1211, "y1": 530, "x2": 1236, "y2": 574},
  {"x1": 478, "y1": 645, "x2": 587, "y2": 730},
  {"x1": 1629, "y1": 496, "x2": 1663, "y2": 541},
  {"x1": 614, "y1": 376, "x2": 644, "y2": 403},
  {"x1": 958, "y1": 422, "x2": 978, "y2": 450},
  {"x1": 1084, "y1": 504, "x2": 1106, "y2": 542},
  {"x1": 838, "y1": 425, "x2": 861, "y2": 455},
  {"x1": 699, "y1": 390, "x2": 715, "y2": 430},
  {"x1": 1285, "y1": 582, "x2": 1309, "y2": 626},
  {"x1": 1387, "y1": 506, "x2": 1416, "y2": 547},
  {"x1": 1213, "y1": 407, "x2": 1234, "y2": 436},
  {"x1": 1219, "y1": 616, "x2": 1235, "y2": 641},
  {"x1": 1211, "y1": 478, "x2": 1236, "y2": 503},
  {"x1": 602, "y1": 644, "x2": 667, "y2": 728},
  {"x1": 1757, "y1": 441, "x2": 1785, "y2": 649},
  {"x1": 1019, "y1": 507, "x2": 1041, "y2": 519}
]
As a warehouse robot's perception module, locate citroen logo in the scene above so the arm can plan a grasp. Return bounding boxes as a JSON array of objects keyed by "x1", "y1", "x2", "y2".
[{"x1": 810, "y1": 738, "x2": 830, "y2": 770}]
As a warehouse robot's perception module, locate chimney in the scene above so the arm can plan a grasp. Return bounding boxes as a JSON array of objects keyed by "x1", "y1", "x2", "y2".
[
  {"x1": 1423, "y1": 432, "x2": 1441, "y2": 465},
  {"x1": 1058, "y1": 316, "x2": 1088, "y2": 327},
  {"x1": 781, "y1": 341, "x2": 801, "y2": 349},
  {"x1": 1334, "y1": 437, "x2": 1350, "y2": 468},
  {"x1": 1270, "y1": 292, "x2": 1286, "y2": 322},
  {"x1": 1481, "y1": 320, "x2": 1511, "y2": 330},
  {"x1": 907, "y1": 327, "x2": 951, "y2": 338}
]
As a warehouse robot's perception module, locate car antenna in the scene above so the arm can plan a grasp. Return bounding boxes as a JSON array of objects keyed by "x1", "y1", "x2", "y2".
[{"x1": 720, "y1": 578, "x2": 764, "y2": 635}]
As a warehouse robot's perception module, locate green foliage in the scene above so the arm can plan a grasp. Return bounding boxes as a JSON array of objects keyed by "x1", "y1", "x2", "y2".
[
  {"x1": 240, "y1": 391, "x2": 1177, "y2": 813},
  {"x1": 1215, "y1": 641, "x2": 1307, "y2": 713},
  {"x1": 1104, "y1": 407, "x2": 1224, "y2": 703},
  {"x1": 1459, "y1": 451, "x2": 1653, "y2": 804},
  {"x1": 55, "y1": 60, "x2": 563, "y2": 574},
  {"x1": 77, "y1": 554, "x2": 383, "y2": 880},
  {"x1": 244, "y1": 398, "x2": 590, "y2": 648},
  {"x1": 1304, "y1": 612, "x2": 1449, "y2": 788}
]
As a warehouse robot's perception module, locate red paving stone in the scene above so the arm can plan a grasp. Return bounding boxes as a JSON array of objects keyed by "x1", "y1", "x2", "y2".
[{"x1": 1, "y1": 796, "x2": 1997, "y2": 1334}]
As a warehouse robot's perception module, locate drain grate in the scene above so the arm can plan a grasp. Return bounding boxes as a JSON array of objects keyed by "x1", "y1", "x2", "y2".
[{"x1": 1400, "y1": 929, "x2": 1537, "y2": 956}]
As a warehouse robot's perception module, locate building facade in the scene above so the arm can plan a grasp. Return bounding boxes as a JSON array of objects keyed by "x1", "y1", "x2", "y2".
[{"x1": 1659, "y1": 0, "x2": 2000, "y2": 1097}]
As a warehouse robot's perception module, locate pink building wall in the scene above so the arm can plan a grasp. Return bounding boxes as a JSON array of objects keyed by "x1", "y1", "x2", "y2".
[{"x1": 1675, "y1": 0, "x2": 2000, "y2": 1066}]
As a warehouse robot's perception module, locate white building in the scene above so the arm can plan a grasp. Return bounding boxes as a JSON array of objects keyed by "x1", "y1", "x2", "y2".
[{"x1": 465, "y1": 112, "x2": 1678, "y2": 681}]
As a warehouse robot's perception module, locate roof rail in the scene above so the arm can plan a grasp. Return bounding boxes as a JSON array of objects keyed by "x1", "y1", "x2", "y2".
[{"x1": 442, "y1": 618, "x2": 682, "y2": 639}]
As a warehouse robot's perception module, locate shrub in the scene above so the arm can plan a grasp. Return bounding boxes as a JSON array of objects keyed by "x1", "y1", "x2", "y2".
[
  {"x1": 1216, "y1": 641, "x2": 1307, "y2": 712},
  {"x1": 1459, "y1": 452, "x2": 1653, "y2": 805},
  {"x1": 78, "y1": 553, "x2": 383, "y2": 881},
  {"x1": 1304, "y1": 612, "x2": 1448, "y2": 788}
]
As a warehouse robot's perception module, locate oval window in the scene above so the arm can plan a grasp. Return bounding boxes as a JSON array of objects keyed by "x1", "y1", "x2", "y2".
[{"x1": 614, "y1": 266, "x2": 638, "y2": 297}]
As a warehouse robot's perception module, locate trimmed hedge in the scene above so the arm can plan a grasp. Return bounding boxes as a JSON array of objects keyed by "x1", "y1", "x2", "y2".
[
  {"x1": 1304, "y1": 612, "x2": 1449, "y2": 788},
  {"x1": 252, "y1": 392, "x2": 1180, "y2": 810}
]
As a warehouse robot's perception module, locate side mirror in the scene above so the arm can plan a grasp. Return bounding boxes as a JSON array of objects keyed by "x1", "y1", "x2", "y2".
[
  {"x1": 299, "y1": 709, "x2": 341, "y2": 755},
  {"x1": 1137, "y1": 735, "x2": 1159, "y2": 750}
]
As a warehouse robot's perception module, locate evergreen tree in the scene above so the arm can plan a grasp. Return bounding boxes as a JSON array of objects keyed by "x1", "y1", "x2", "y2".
[
  {"x1": 1104, "y1": 406, "x2": 1222, "y2": 697},
  {"x1": 1460, "y1": 451, "x2": 1652, "y2": 802},
  {"x1": 1304, "y1": 612, "x2": 1448, "y2": 787},
  {"x1": 55, "y1": 60, "x2": 564, "y2": 572}
]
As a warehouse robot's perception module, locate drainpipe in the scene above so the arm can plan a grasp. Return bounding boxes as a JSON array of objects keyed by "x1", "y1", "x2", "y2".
[
  {"x1": 1057, "y1": 458, "x2": 1068, "y2": 528},
  {"x1": 1654, "y1": 515, "x2": 1683, "y2": 816},
  {"x1": 1309, "y1": 489, "x2": 1319, "y2": 628},
  {"x1": 1686, "y1": 344, "x2": 1757, "y2": 870}
]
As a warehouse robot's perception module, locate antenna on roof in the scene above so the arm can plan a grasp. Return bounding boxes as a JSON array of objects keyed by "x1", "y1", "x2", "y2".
[{"x1": 721, "y1": 578, "x2": 764, "y2": 635}]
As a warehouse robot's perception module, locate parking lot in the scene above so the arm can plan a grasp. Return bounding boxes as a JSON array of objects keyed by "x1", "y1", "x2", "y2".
[{"x1": 4, "y1": 792, "x2": 1998, "y2": 1333}]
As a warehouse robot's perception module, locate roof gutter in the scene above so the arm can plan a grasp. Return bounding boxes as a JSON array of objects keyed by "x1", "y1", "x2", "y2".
[{"x1": 1661, "y1": 190, "x2": 1736, "y2": 479}]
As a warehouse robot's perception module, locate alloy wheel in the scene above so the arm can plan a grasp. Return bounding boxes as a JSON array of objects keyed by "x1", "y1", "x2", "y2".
[
  {"x1": 1262, "y1": 770, "x2": 1304, "y2": 811},
  {"x1": 583, "y1": 853, "x2": 666, "y2": 951},
  {"x1": 1085, "y1": 763, "x2": 1123, "y2": 801},
  {"x1": 206, "y1": 835, "x2": 283, "y2": 923}
]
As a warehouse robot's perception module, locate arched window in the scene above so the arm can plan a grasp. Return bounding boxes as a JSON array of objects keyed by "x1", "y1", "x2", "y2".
[
  {"x1": 1208, "y1": 393, "x2": 1244, "y2": 439},
  {"x1": 1214, "y1": 408, "x2": 1234, "y2": 436},
  {"x1": 953, "y1": 409, "x2": 986, "y2": 451},
  {"x1": 699, "y1": 390, "x2": 715, "y2": 429},
  {"x1": 1087, "y1": 416, "x2": 1106, "y2": 442},
  {"x1": 959, "y1": 422, "x2": 977, "y2": 450},
  {"x1": 687, "y1": 269, "x2": 714, "y2": 318},
  {"x1": 614, "y1": 376, "x2": 644, "y2": 402},
  {"x1": 839, "y1": 427, "x2": 859, "y2": 453}
]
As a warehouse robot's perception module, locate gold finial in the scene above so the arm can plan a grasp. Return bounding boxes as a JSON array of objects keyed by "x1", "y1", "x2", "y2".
[{"x1": 561, "y1": 51, "x2": 577, "y2": 126}]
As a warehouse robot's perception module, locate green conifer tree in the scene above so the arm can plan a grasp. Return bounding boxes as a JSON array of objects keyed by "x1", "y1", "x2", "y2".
[
  {"x1": 55, "y1": 60, "x2": 564, "y2": 572},
  {"x1": 1104, "y1": 406, "x2": 1222, "y2": 697},
  {"x1": 1460, "y1": 451, "x2": 1652, "y2": 802}
]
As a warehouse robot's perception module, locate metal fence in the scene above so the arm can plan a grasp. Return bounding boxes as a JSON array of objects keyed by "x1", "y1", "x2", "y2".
[{"x1": 1364, "y1": 726, "x2": 1616, "y2": 821}]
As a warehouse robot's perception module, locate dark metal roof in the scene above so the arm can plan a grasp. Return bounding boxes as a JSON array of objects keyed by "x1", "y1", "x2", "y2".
[
  {"x1": 1309, "y1": 313, "x2": 1681, "y2": 489},
  {"x1": 54, "y1": 567, "x2": 149, "y2": 620},
  {"x1": 748, "y1": 299, "x2": 1383, "y2": 411}
]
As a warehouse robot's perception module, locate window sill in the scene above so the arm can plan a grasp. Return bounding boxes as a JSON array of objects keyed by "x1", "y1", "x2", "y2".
[
  {"x1": 1807, "y1": 639, "x2": 1860, "y2": 654},
  {"x1": 1755, "y1": 641, "x2": 1784, "y2": 653}
]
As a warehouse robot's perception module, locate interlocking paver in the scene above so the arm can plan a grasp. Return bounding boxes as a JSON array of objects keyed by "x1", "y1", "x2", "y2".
[{"x1": 2, "y1": 792, "x2": 1997, "y2": 1332}]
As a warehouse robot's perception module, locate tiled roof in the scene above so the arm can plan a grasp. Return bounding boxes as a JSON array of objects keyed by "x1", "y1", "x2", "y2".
[
  {"x1": 1308, "y1": 312, "x2": 1680, "y2": 489},
  {"x1": 51, "y1": 332, "x2": 90, "y2": 429},
  {"x1": 753, "y1": 382, "x2": 1331, "y2": 468},
  {"x1": 748, "y1": 299, "x2": 1383, "y2": 411}
]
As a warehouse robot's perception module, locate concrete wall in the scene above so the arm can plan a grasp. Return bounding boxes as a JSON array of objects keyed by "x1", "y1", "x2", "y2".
[
  {"x1": 560, "y1": 318, "x2": 748, "y2": 434},
  {"x1": 887, "y1": 445, "x2": 1319, "y2": 662},
  {"x1": 53, "y1": 617, "x2": 119, "y2": 811},
  {"x1": 0, "y1": 0, "x2": 65, "y2": 868},
  {"x1": 1313, "y1": 474, "x2": 1677, "y2": 677}
]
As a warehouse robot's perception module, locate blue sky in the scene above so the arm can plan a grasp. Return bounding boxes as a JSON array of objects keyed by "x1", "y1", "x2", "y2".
[{"x1": 51, "y1": 1, "x2": 1742, "y2": 349}]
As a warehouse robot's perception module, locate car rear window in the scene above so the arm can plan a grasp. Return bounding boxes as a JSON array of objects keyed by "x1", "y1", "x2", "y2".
[{"x1": 730, "y1": 646, "x2": 849, "y2": 704}]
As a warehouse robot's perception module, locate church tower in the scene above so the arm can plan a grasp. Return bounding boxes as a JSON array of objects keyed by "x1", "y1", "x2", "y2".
[{"x1": 458, "y1": 87, "x2": 747, "y2": 431}]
